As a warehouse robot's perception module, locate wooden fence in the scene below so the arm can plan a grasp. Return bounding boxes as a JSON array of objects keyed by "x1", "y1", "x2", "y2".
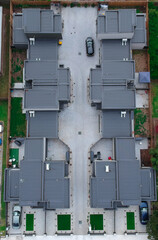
[
  {"x1": 6, "y1": 1, "x2": 13, "y2": 167},
  {"x1": 11, "y1": 0, "x2": 147, "y2": 6},
  {"x1": 146, "y1": 3, "x2": 154, "y2": 148}
]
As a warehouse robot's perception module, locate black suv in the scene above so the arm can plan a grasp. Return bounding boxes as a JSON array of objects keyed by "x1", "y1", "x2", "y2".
[{"x1": 86, "y1": 37, "x2": 94, "y2": 56}]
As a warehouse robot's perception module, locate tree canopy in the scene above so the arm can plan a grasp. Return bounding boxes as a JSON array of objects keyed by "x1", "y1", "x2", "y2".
[{"x1": 147, "y1": 210, "x2": 158, "y2": 240}]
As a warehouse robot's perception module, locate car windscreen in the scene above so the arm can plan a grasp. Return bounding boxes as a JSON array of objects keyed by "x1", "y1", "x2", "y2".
[
  {"x1": 13, "y1": 222, "x2": 19, "y2": 227},
  {"x1": 13, "y1": 211, "x2": 20, "y2": 216}
]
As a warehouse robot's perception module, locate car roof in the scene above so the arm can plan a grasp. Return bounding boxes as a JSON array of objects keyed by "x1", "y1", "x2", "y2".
[{"x1": 13, "y1": 215, "x2": 20, "y2": 224}]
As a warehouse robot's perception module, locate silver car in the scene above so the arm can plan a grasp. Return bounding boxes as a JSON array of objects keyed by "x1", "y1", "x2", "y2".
[{"x1": 12, "y1": 205, "x2": 22, "y2": 229}]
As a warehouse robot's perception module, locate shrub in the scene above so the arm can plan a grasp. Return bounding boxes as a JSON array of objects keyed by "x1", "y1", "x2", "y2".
[
  {"x1": 149, "y1": 6, "x2": 158, "y2": 79},
  {"x1": 70, "y1": 3, "x2": 75, "y2": 8},
  {"x1": 150, "y1": 148, "x2": 158, "y2": 172},
  {"x1": 62, "y1": 3, "x2": 67, "y2": 7},
  {"x1": 146, "y1": 210, "x2": 158, "y2": 240}
]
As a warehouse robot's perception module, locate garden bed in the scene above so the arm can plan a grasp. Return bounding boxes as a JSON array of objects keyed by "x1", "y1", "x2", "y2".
[
  {"x1": 11, "y1": 49, "x2": 26, "y2": 87},
  {"x1": 13, "y1": 4, "x2": 50, "y2": 13},
  {"x1": 108, "y1": 6, "x2": 146, "y2": 13},
  {"x1": 132, "y1": 50, "x2": 148, "y2": 73},
  {"x1": 10, "y1": 97, "x2": 26, "y2": 137},
  {"x1": 134, "y1": 108, "x2": 149, "y2": 137},
  {"x1": 141, "y1": 149, "x2": 152, "y2": 167}
]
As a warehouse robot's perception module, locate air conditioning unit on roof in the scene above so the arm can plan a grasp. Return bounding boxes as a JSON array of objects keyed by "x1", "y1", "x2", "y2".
[
  {"x1": 121, "y1": 111, "x2": 126, "y2": 118},
  {"x1": 105, "y1": 165, "x2": 110, "y2": 172}
]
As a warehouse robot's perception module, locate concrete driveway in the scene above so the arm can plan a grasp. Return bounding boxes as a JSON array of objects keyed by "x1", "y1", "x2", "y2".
[{"x1": 58, "y1": 6, "x2": 101, "y2": 235}]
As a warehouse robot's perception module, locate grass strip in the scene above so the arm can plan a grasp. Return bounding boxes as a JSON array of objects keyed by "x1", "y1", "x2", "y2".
[
  {"x1": 26, "y1": 214, "x2": 34, "y2": 231},
  {"x1": 9, "y1": 148, "x2": 19, "y2": 166},
  {"x1": 57, "y1": 214, "x2": 71, "y2": 231},
  {"x1": 0, "y1": 100, "x2": 8, "y2": 235},
  {"x1": 10, "y1": 98, "x2": 26, "y2": 137},
  {"x1": 126, "y1": 212, "x2": 135, "y2": 230},
  {"x1": 90, "y1": 214, "x2": 103, "y2": 231}
]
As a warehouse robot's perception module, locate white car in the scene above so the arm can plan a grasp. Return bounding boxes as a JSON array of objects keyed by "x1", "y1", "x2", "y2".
[
  {"x1": 0, "y1": 122, "x2": 3, "y2": 133},
  {"x1": 12, "y1": 205, "x2": 22, "y2": 229}
]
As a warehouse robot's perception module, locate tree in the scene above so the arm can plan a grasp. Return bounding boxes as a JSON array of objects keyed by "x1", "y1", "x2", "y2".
[
  {"x1": 150, "y1": 148, "x2": 158, "y2": 171},
  {"x1": 147, "y1": 210, "x2": 158, "y2": 240},
  {"x1": 149, "y1": 8, "x2": 158, "y2": 79}
]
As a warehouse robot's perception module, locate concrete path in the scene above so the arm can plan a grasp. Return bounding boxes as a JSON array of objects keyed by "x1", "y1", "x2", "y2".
[{"x1": 3, "y1": 234, "x2": 149, "y2": 240}]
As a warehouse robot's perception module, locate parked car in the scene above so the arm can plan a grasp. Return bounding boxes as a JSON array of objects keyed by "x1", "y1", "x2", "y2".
[
  {"x1": 12, "y1": 205, "x2": 22, "y2": 229},
  {"x1": 0, "y1": 122, "x2": 4, "y2": 133},
  {"x1": 139, "y1": 202, "x2": 149, "y2": 225},
  {"x1": 0, "y1": 138, "x2": 2, "y2": 146},
  {"x1": 85, "y1": 37, "x2": 94, "y2": 56},
  {"x1": 14, "y1": 140, "x2": 22, "y2": 147},
  {"x1": 14, "y1": 138, "x2": 25, "y2": 147}
]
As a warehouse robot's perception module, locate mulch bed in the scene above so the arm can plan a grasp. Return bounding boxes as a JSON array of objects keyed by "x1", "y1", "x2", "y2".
[
  {"x1": 11, "y1": 49, "x2": 26, "y2": 86},
  {"x1": 133, "y1": 50, "x2": 148, "y2": 73},
  {"x1": 141, "y1": 149, "x2": 152, "y2": 167}
]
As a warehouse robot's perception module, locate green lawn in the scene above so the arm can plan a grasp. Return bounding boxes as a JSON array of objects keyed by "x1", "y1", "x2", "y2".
[
  {"x1": 26, "y1": 214, "x2": 34, "y2": 231},
  {"x1": 10, "y1": 98, "x2": 26, "y2": 137},
  {"x1": 0, "y1": 100, "x2": 8, "y2": 235},
  {"x1": 0, "y1": 14, "x2": 9, "y2": 99},
  {"x1": 152, "y1": 82, "x2": 158, "y2": 118},
  {"x1": 126, "y1": 212, "x2": 135, "y2": 230},
  {"x1": 90, "y1": 214, "x2": 103, "y2": 231},
  {"x1": 9, "y1": 148, "x2": 19, "y2": 167},
  {"x1": 57, "y1": 215, "x2": 71, "y2": 231},
  {"x1": 149, "y1": 2, "x2": 158, "y2": 80}
]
